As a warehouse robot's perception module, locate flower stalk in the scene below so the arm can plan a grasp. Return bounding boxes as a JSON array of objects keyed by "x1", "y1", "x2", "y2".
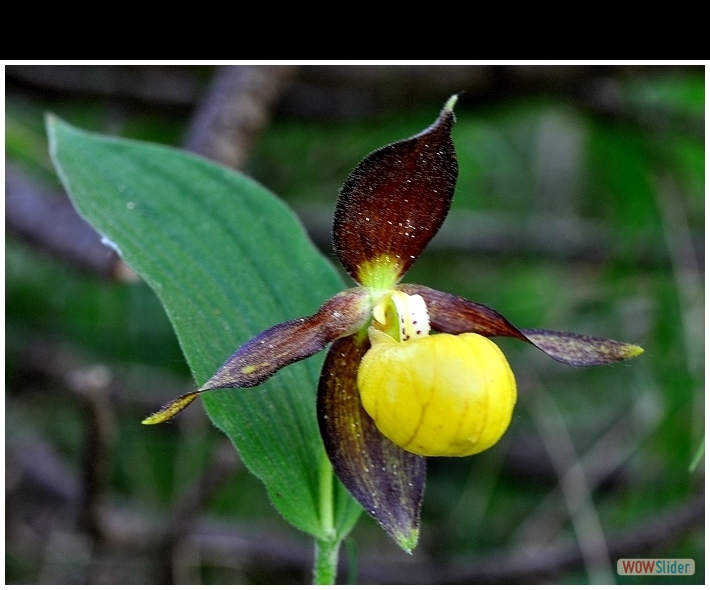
[
  {"x1": 313, "y1": 450, "x2": 339, "y2": 584},
  {"x1": 313, "y1": 535, "x2": 340, "y2": 585}
]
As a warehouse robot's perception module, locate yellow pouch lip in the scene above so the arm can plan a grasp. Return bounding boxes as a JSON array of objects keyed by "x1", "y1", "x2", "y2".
[{"x1": 358, "y1": 331, "x2": 517, "y2": 457}]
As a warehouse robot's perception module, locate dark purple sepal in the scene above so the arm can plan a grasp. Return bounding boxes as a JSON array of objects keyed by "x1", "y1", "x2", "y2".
[{"x1": 317, "y1": 333, "x2": 426, "y2": 552}]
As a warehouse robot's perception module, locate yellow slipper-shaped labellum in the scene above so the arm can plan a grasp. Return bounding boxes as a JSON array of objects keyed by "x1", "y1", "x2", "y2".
[{"x1": 358, "y1": 328, "x2": 517, "y2": 457}]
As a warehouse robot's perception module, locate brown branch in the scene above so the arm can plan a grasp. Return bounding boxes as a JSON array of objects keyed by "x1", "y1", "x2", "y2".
[
  {"x1": 9, "y1": 65, "x2": 702, "y2": 138},
  {"x1": 7, "y1": 339, "x2": 187, "y2": 414},
  {"x1": 348, "y1": 490, "x2": 705, "y2": 584},
  {"x1": 7, "y1": 64, "x2": 204, "y2": 108},
  {"x1": 154, "y1": 439, "x2": 241, "y2": 584},
  {"x1": 69, "y1": 366, "x2": 115, "y2": 542},
  {"x1": 183, "y1": 64, "x2": 298, "y2": 169},
  {"x1": 155, "y1": 487, "x2": 705, "y2": 583}
]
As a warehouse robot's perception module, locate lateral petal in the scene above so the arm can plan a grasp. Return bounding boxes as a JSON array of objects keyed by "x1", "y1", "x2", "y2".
[
  {"x1": 201, "y1": 289, "x2": 366, "y2": 392},
  {"x1": 317, "y1": 333, "x2": 426, "y2": 552},
  {"x1": 520, "y1": 329, "x2": 644, "y2": 366},
  {"x1": 401, "y1": 284, "x2": 643, "y2": 366},
  {"x1": 142, "y1": 288, "x2": 369, "y2": 424}
]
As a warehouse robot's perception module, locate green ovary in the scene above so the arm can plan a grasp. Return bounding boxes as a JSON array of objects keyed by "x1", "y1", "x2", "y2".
[{"x1": 357, "y1": 331, "x2": 517, "y2": 457}]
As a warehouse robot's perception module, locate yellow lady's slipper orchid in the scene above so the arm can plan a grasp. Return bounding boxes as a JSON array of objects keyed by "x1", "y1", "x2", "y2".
[
  {"x1": 144, "y1": 96, "x2": 643, "y2": 551},
  {"x1": 359, "y1": 326, "x2": 516, "y2": 458},
  {"x1": 358, "y1": 290, "x2": 516, "y2": 457}
]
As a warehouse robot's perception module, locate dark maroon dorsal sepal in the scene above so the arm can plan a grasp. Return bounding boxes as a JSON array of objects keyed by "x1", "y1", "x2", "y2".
[{"x1": 333, "y1": 99, "x2": 459, "y2": 287}]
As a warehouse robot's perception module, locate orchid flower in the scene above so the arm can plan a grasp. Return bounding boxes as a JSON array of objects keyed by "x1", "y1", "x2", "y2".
[{"x1": 143, "y1": 95, "x2": 643, "y2": 550}]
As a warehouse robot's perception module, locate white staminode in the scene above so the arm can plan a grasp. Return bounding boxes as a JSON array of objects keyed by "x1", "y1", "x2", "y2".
[{"x1": 372, "y1": 291, "x2": 431, "y2": 342}]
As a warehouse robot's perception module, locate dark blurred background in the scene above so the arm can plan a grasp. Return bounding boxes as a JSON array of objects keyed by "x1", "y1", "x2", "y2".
[{"x1": 5, "y1": 64, "x2": 704, "y2": 584}]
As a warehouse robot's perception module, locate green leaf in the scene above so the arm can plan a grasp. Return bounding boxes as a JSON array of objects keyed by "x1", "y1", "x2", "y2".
[
  {"x1": 46, "y1": 116, "x2": 362, "y2": 541},
  {"x1": 689, "y1": 439, "x2": 704, "y2": 472}
]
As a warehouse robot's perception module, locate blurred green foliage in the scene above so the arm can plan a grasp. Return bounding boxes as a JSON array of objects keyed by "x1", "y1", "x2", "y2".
[{"x1": 6, "y1": 66, "x2": 703, "y2": 584}]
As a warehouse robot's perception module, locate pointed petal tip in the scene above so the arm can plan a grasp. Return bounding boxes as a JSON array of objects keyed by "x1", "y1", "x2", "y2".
[
  {"x1": 623, "y1": 343, "x2": 645, "y2": 359},
  {"x1": 444, "y1": 94, "x2": 459, "y2": 113},
  {"x1": 141, "y1": 391, "x2": 201, "y2": 425},
  {"x1": 395, "y1": 529, "x2": 420, "y2": 553}
]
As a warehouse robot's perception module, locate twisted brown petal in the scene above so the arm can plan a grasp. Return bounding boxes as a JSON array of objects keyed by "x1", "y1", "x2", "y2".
[
  {"x1": 401, "y1": 284, "x2": 644, "y2": 366},
  {"x1": 317, "y1": 333, "x2": 426, "y2": 552},
  {"x1": 201, "y1": 288, "x2": 370, "y2": 390},
  {"x1": 143, "y1": 288, "x2": 370, "y2": 424},
  {"x1": 333, "y1": 96, "x2": 459, "y2": 287},
  {"x1": 519, "y1": 329, "x2": 644, "y2": 366}
]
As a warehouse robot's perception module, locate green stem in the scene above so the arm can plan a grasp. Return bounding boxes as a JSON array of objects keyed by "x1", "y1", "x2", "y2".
[
  {"x1": 313, "y1": 536, "x2": 341, "y2": 585},
  {"x1": 319, "y1": 449, "x2": 335, "y2": 534},
  {"x1": 313, "y1": 450, "x2": 339, "y2": 584}
]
